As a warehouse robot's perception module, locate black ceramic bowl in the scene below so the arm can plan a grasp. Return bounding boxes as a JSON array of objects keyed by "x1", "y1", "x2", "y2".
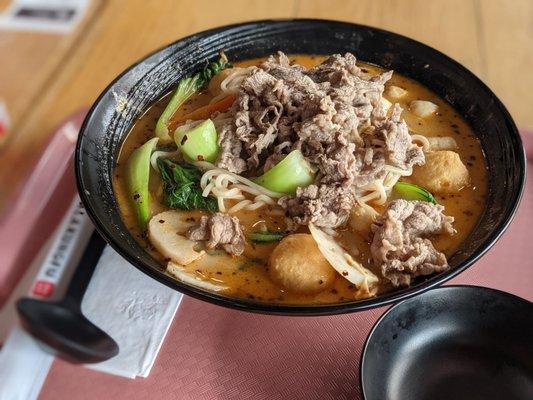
[
  {"x1": 361, "y1": 286, "x2": 533, "y2": 400},
  {"x1": 76, "y1": 19, "x2": 526, "y2": 315}
]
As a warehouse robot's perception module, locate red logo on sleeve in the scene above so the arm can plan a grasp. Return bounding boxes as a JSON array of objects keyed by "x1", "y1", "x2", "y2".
[{"x1": 32, "y1": 281, "x2": 55, "y2": 298}]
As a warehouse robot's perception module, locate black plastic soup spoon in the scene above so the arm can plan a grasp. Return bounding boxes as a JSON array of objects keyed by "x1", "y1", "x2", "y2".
[{"x1": 16, "y1": 232, "x2": 119, "y2": 363}]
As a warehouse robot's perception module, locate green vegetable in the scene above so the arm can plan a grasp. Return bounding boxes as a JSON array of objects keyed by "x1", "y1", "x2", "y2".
[
  {"x1": 126, "y1": 137, "x2": 159, "y2": 229},
  {"x1": 155, "y1": 55, "x2": 230, "y2": 143},
  {"x1": 394, "y1": 182, "x2": 437, "y2": 204},
  {"x1": 174, "y1": 119, "x2": 219, "y2": 163},
  {"x1": 248, "y1": 231, "x2": 287, "y2": 243},
  {"x1": 254, "y1": 150, "x2": 315, "y2": 194},
  {"x1": 157, "y1": 158, "x2": 218, "y2": 212}
]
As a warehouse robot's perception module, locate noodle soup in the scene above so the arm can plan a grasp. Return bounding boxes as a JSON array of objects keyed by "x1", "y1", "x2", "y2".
[{"x1": 114, "y1": 53, "x2": 487, "y2": 304}]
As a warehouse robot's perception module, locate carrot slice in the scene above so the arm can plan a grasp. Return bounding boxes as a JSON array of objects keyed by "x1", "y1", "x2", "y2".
[{"x1": 168, "y1": 94, "x2": 236, "y2": 132}]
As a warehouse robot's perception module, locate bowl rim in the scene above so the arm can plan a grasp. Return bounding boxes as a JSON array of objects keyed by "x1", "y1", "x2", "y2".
[
  {"x1": 75, "y1": 18, "x2": 527, "y2": 316},
  {"x1": 359, "y1": 284, "x2": 532, "y2": 399}
]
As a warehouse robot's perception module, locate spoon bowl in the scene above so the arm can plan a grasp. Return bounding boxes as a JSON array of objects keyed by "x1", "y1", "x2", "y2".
[
  {"x1": 17, "y1": 231, "x2": 119, "y2": 363},
  {"x1": 17, "y1": 298, "x2": 119, "y2": 364}
]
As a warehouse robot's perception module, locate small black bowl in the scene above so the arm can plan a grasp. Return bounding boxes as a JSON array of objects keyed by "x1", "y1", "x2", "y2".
[
  {"x1": 361, "y1": 286, "x2": 533, "y2": 400},
  {"x1": 75, "y1": 19, "x2": 526, "y2": 315}
]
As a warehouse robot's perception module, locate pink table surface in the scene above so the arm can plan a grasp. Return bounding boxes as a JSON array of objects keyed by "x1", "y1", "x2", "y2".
[{"x1": 39, "y1": 134, "x2": 532, "y2": 400}]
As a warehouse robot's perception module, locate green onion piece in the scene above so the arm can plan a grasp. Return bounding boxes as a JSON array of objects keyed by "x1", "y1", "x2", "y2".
[
  {"x1": 155, "y1": 55, "x2": 230, "y2": 143},
  {"x1": 126, "y1": 137, "x2": 159, "y2": 229},
  {"x1": 248, "y1": 232, "x2": 286, "y2": 243},
  {"x1": 174, "y1": 119, "x2": 219, "y2": 163},
  {"x1": 254, "y1": 150, "x2": 315, "y2": 194},
  {"x1": 394, "y1": 182, "x2": 437, "y2": 204}
]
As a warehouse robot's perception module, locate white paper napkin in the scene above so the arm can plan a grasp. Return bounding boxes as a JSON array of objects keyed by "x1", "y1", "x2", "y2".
[{"x1": 82, "y1": 246, "x2": 183, "y2": 379}]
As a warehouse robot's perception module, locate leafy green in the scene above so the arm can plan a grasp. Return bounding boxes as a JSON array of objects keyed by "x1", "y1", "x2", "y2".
[
  {"x1": 248, "y1": 231, "x2": 287, "y2": 243},
  {"x1": 157, "y1": 158, "x2": 218, "y2": 212},
  {"x1": 155, "y1": 55, "x2": 230, "y2": 142},
  {"x1": 253, "y1": 150, "x2": 315, "y2": 194},
  {"x1": 175, "y1": 119, "x2": 219, "y2": 163},
  {"x1": 394, "y1": 182, "x2": 437, "y2": 204},
  {"x1": 196, "y1": 55, "x2": 232, "y2": 86},
  {"x1": 126, "y1": 137, "x2": 159, "y2": 229}
]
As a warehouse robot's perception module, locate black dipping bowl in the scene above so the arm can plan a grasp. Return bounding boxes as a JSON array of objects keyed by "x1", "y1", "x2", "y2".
[
  {"x1": 76, "y1": 20, "x2": 526, "y2": 315},
  {"x1": 361, "y1": 286, "x2": 533, "y2": 400}
]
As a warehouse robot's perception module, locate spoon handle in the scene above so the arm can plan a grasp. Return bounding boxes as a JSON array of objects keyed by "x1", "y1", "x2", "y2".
[{"x1": 62, "y1": 231, "x2": 107, "y2": 310}]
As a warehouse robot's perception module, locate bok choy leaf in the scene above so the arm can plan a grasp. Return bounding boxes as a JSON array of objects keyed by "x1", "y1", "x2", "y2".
[
  {"x1": 155, "y1": 55, "x2": 230, "y2": 143},
  {"x1": 157, "y1": 158, "x2": 218, "y2": 212},
  {"x1": 174, "y1": 119, "x2": 219, "y2": 163},
  {"x1": 254, "y1": 150, "x2": 315, "y2": 194},
  {"x1": 126, "y1": 137, "x2": 159, "y2": 229}
]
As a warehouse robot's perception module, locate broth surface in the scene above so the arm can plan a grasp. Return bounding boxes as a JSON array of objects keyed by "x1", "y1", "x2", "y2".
[{"x1": 114, "y1": 55, "x2": 487, "y2": 304}]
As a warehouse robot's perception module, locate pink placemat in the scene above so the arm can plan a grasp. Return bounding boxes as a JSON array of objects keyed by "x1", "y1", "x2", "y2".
[
  {"x1": 39, "y1": 133, "x2": 532, "y2": 400},
  {"x1": 0, "y1": 110, "x2": 86, "y2": 307}
]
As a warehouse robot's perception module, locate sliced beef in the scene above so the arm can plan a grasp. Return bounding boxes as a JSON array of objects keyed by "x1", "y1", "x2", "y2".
[
  {"x1": 305, "y1": 53, "x2": 361, "y2": 84},
  {"x1": 214, "y1": 51, "x2": 425, "y2": 229},
  {"x1": 372, "y1": 104, "x2": 425, "y2": 170},
  {"x1": 370, "y1": 199, "x2": 455, "y2": 287},
  {"x1": 263, "y1": 141, "x2": 292, "y2": 171},
  {"x1": 216, "y1": 123, "x2": 246, "y2": 173},
  {"x1": 352, "y1": 147, "x2": 387, "y2": 189},
  {"x1": 279, "y1": 184, "x2": 353, "y2": 229},
  {"x1": 187, "y1": 213, "x2": 245, "y2": 256}
]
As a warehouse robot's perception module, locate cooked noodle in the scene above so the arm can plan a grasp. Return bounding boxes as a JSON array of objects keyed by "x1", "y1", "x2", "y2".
[
  {"x1": 411, "y1": 134, "x2": 431, "y2": 151},
  {"x1": 383, "y1": 165, "x2": 413, "y2": 176},
  {"x1": 150, "y1": 150, "x2": 181, "y2": 171},
  {"x1": 210, "y1": 67, "x2": 255, "y2": 104},
  {"x1": 193, "y1": 158, "x2": 416, "y2": 213},
  {"x1": 355, "y1": 137, "x2": 421, "y2": 206},
  {"x1": 356, "y1": 165, "x2": 411, "y2": 207},
  {"x1": 194, "y1": 161, "x2": 284, "y2": 213}
]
